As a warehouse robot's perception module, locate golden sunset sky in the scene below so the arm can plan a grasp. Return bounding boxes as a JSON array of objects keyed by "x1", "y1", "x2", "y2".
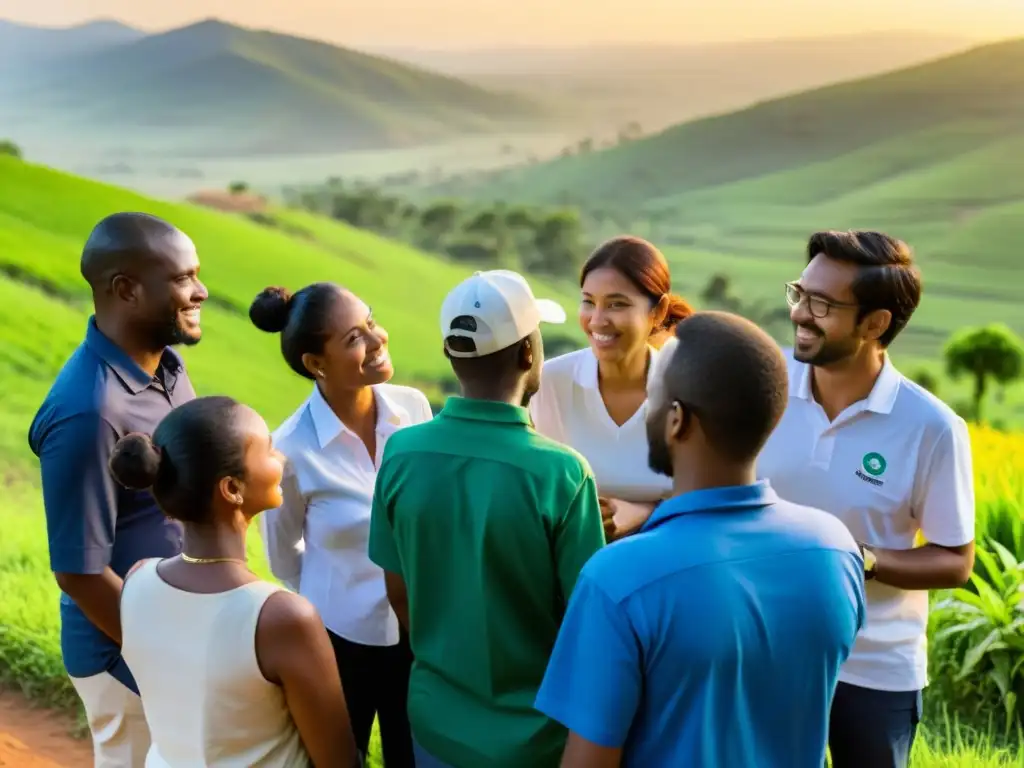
[{"x1": 6, "y1": 0, "x2": 1024, "y2": 47}]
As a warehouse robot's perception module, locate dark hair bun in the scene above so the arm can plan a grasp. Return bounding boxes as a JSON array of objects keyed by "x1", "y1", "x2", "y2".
[
  {"x1": 109, "y1": 432, "x2": 162, "y2": 490},
  {"x1": 249, "y1": 286, "x2": 294, "y2": 333}
]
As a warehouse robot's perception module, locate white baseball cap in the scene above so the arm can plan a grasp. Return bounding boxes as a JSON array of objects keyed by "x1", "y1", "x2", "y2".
[{"x1": 440, "y1": 270, "x2": 567, "y2": 358}]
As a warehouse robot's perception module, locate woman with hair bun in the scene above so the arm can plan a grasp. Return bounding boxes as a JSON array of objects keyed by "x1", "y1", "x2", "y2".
[
  {"x1": 112, "y1": 396, "x2": 360, "y2": 767},
  {"x1": 250, "y1": 282, "x2": 430, "y2": 768},
  {"x1": 529, "y1": 235, "x2": 693, "y2": 541}
]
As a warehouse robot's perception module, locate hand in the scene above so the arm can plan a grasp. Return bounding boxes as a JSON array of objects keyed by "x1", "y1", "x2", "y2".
[
  {"x1": 598, "y1": 497, "x2": 618, "y2": 541},
  {"x1": 599, "y1": 498, "x2": 656, "y2": 542}
]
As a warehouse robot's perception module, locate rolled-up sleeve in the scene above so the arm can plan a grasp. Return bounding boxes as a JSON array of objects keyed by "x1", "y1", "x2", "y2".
[
  {"x1": 260, "y1": 463, "x2": 307, "y2": 591},
  {"x1": 37, "y1": 413, "x2": 120, "y2": 574}
]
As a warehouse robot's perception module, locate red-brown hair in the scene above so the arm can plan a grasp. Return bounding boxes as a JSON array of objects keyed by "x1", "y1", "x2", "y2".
[{"x1": 580, "y1": 235, "x2": 692, "y2": 336}]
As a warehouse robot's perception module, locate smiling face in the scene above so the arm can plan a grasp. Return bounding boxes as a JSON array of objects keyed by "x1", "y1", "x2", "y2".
[
  {"x1": 135, "y1": 230, "x2": 208, "y2": 348},
  {"x1": 580, "y1": 266, "x2": 662, "y2": 365},
  {"x1": 789, "y1": 253, "x2": 890, "y2": 367},
  {"x1": 236, "y1": 406, "x2": 286, "y2": 516},
  {"x1": 301, "y1": 289, "x2": 394, "y2": 388}
]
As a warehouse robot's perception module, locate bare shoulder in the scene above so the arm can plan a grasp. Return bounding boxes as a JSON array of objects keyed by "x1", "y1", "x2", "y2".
[
  {"x1": 255, "y1": 590, "x2": 330, "y2": 683},
  {"x1": 258, "y1": 589, "x2": 323, "y2": 637}
]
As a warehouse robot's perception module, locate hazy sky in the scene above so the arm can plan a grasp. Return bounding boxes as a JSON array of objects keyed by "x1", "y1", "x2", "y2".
[{"x1": 6, "y1": 0, "x2": 1024, "y2": 47}]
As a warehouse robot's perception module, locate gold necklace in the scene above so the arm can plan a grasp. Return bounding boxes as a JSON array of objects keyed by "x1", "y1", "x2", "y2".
[{"x1": 180, "y1": 552, "x2": 247, "y2": 565}]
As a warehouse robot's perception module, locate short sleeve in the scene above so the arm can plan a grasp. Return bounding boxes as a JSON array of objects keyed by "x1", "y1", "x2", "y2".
[
  {"x1": 368, "y1": 462, "x2": 402, "y2": 574},
  {"x1": 535, "y1": 571, "x2": 642, "y2": 748},
  {"x1": 916, "y1": 418, "x2": 975, "y2": 547},
  {"x1": 37, "y1": 412, "x2": 120, "y2": 574},
  {"x1": 554, "y1": 473, "x2": 606, "y2": 601}
]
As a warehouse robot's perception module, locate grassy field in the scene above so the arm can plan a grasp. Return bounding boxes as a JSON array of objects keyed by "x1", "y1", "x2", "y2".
[{"x1": 0, "y1": 156, "x2": 1021, "y2": 766}]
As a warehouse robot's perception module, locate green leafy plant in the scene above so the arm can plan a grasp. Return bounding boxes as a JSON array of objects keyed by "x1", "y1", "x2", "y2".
[{"x1": 931, "y1": 540, "x2": 1024, "y2": 735}]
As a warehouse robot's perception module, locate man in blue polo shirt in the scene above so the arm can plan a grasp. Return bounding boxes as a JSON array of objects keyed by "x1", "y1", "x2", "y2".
[
  {"x1": 29, "y1": 212, "x2": 207, "y2": 767},
  {"x1": 535, "y1": 311, "x2": 867, "y2": 768}
]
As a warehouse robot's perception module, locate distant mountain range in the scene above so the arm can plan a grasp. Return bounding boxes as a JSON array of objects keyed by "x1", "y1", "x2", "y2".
[
  {"x1": 374, "y1": 32, "x2": 975, "y2": 132},
  {"x1": 0, "y1": 18, "x2": 143, "y2": 66},
  {"x1": 446, "y1": 35, "x2": 1024, "y2": 210},
  {"x1": 0, "y1": 18, "x2": 554, "y2": 157}
]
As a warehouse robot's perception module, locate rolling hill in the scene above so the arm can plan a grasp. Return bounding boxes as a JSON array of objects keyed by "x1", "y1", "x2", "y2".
[
  {"x1": 0, "y1": 156, "x2": 583, "y2": 480},
  {"x1": 441, "y1": 36, "x2": 1024, "y2": 209},
  {"x1": 0, "y1": 18, "x2": 143, "y2": 68},
  {"x1": 417, "y1": 36, "x2": 1024, "y2": 406},
  {"x1": 378, "y1": 32, "x2": 973, "y2": 135},
  {"x1": 0, "y1": 18, "x2": 554, "y2": 157}
]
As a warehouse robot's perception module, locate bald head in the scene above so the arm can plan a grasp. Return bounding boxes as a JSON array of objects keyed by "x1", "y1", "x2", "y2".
[
  {"x1": 80, "y1": 212, "x2": 193, "y2": 291},
  {"x1": 80, "y1": 212, "x2": 207, "y2": 350},
  {"x1": 646, "y1": 311, "x2": 789, "y2": 469}
]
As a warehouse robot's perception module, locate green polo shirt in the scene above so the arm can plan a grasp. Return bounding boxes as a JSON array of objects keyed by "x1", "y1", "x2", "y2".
[{"x1": 369, "y1": 396, "x2": 605, "y2": 768}]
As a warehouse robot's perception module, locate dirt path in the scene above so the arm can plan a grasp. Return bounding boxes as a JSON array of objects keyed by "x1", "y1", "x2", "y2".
[{"x1": 0, "y1": 689, "x2": 90, "y2": 767}]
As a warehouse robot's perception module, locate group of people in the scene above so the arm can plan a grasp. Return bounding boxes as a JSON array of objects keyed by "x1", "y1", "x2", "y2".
[{"x1": 28, "y1": 212, "x2": 975, "y2": 768}]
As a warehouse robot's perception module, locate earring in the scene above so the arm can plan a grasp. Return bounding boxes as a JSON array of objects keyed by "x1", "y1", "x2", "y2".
[
  {"x1": 316, "y1": 369, "x2": 325, "y2": 379},
  {"x1": 234, "y1": 495, "x2": 244, "y2": 506}
]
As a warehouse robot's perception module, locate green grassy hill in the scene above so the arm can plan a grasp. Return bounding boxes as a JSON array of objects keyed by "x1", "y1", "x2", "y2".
[
  {"x1": 2, "y1": 19, "x2": 554, "y2": 157},
  {"x1": 445, "y1": 36, "x2": 1024, "y2": 207},
  {"x1": 0, "y1": 156, "x2": 582, "y2": 481},
  {"x1": 421, "y1": 36, "x2": 1024, "y2": 413}
]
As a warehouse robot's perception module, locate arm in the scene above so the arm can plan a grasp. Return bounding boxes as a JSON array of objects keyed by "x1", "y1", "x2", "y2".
[
  {"x1": 255, "y1": 592, "x2": 360, "y2": 768},
  {"x1": 260, "y1": 465, "x2": 306, "y2": 592},
  {"x1": 554, "y1": 474, "x2": 607, "y2": 601},
  {"x1": 535, "y1": 573, "x2": 640, "y2": 768},
  {"x1": 39, "y1": 413, "x2": 124, "y2": 644},
  {"x1": 601, "y1": 499, "x2": 656, "y2": 542},
  {"x1": 368, "y1": 462, "x2": 408, "y2": 628},
  {"x1": 871, "y1": 419, "x2": 976, "y2": 589},
  {"x1": 384, "y1": 571, "x2": 410, "y2": 632}
]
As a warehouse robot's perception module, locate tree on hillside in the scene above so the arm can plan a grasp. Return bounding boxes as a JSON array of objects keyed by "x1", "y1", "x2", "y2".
[
  {"x1": 228, "y1": 180, "x2": 249, "y2": 194},
  {"x1": 529, "y1": 210, "x2": 583, "y2": 277},
  {"x1": 944, "y1": 324, "x2": 1024, "y2": 422},
  {"x1": 0, "y1": 139, "x2": 22, "y2": 159}
]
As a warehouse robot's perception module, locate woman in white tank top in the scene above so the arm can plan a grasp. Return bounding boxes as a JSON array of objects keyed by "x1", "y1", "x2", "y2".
[{"x1": 110, "y1": 395, "x2": 360, "y2": 768}]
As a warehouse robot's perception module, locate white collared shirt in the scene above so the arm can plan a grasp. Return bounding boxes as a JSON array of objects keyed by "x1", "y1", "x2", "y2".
[
  {"x1": 529, "y1": 347, "x2": 672, "y2": 503},
  {"x1": 260, "y1": 383, "x2": 433, "y2": 646},
  {"x1": 757, "y1": 349, "x2": 975, "y2": 692}
]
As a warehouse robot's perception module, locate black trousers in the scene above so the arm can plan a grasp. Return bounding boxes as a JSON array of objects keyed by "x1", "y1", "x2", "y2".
[
  {"x1": 827, "y1": 682, "x2": 923, "y2": 768},
  {"x1": 328, "y1": 629, "x2": 415, "y2": 767}
]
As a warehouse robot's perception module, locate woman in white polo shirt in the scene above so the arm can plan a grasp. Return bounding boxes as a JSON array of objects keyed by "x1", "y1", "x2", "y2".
[
  {"x1": 529, "y1": 235, "x2": 692, "y2": 540},
  {"x1": 251, "y1": 282, "x2": 432, "y2": 768}
]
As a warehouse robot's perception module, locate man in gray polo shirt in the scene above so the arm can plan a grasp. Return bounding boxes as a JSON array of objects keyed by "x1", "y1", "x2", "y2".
[{"x1": 29, "y1": 212, "x2": 207, "y2": 767}]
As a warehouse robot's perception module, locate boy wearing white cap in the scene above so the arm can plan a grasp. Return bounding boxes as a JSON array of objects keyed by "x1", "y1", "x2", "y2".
[{"x1": 369, "y1": 270, "x2": 606, "y2": 768}]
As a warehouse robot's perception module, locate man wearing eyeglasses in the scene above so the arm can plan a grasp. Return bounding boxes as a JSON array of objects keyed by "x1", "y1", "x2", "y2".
[{"x1": 757, "y1": 230, "x2": 976, "y2": 768}]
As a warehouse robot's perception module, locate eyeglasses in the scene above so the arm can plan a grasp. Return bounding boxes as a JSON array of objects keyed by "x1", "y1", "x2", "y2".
[{"x1": 784, "y1": 282, "x2": 858, "y2": 319}]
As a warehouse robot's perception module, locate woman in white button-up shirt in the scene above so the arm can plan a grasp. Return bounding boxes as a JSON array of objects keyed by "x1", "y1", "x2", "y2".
[
  {"x1": 529, "y1": 236, "x2": 692, "y2": 540},
  {"x1": 251, "y1": 282, "x2": 432, "y2": 768}
]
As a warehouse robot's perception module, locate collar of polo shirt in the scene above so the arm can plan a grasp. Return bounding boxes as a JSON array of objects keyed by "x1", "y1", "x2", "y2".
[
  {"x1": 641, "y1": 481, "x2": 779, "y2": 533},
  {"x1": 441, "y1": 397, "x2": 532, "y2": 425},
  {"x1": 792, "y1": 352, "x2": 902, "y2": 416},
  {"x1": 85, "y1": 316, "x2": 183, "y2": 395}
]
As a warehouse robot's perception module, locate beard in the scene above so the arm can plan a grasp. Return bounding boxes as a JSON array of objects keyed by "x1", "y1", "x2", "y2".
[
  {"x1": 792, "y1": 322, "x2": 855, "y2": 367},
  {"x1": 151, "y1": 312, "x2": 201, "y2": 348},
  {"x1": 646, "y1": 410, "x2": 674, "y2": 478}
]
